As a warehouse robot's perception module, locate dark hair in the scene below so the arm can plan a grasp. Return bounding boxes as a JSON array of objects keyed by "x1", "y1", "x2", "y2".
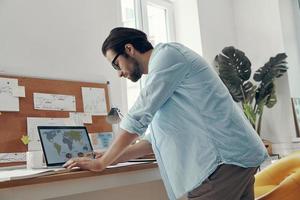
[{"x1": 101, "y1": 27, "x2": 153, "y2": 56}]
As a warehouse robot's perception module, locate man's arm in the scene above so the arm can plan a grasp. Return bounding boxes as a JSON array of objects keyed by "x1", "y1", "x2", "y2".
[
  {"x1": 97, "y1": 129, "x2": 140, "y2": 167},
  {"x1": 110, "y1": 139, "x2": 153, "y2": 163},
  {"x1": 63, "y1": 128, "x2": 140, "y2": 171}
]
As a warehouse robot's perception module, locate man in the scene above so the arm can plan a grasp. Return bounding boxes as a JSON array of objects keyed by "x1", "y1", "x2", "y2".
[{"x1": 63, "y1": 27, "x2": 268, "y2": 200}]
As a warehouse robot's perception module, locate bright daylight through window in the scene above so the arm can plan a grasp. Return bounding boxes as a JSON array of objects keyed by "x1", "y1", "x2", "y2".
[{"x1": 121, "y1": 0, "x2": 174, "y2": 110}]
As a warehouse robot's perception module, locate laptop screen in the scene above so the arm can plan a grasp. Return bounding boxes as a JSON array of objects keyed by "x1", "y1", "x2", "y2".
[{"x1": 38, "y1": 126, "x2": 93, "y2": 166}]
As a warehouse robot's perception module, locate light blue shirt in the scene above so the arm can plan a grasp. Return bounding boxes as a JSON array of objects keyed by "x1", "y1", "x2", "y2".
[{"x1": 120, "y1": 43, "x2": 268, "y2": 199}]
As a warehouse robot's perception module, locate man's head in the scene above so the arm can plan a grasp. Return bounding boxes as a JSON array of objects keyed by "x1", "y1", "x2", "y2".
[{"x1": 102, "y1": 27, "x2": 153, "y2": 82}]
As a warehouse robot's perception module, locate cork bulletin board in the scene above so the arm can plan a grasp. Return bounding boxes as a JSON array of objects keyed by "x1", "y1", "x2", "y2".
[{"x1": 0, "y1": 75, "x2": 112, "y2": 166}]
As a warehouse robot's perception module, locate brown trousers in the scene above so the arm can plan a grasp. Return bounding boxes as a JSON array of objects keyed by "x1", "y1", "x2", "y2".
[{"x1": 187, "y1": 164, "x2": 258, "y2": 200}]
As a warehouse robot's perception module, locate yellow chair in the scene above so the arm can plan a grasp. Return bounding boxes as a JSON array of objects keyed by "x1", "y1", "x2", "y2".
[{"x1": 254, "y1": 150, "x2": 300, "y2": 200}]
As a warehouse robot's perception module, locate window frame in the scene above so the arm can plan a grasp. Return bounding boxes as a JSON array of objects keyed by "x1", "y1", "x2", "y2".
[{"x1": 140, "y1": 0, "x2": 176, "y2": 42}]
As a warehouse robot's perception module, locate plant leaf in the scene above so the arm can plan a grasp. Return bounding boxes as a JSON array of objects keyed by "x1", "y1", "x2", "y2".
[
  {"x1": 215, "y1": 46, "x2": 252, "y2": 102},
  {"x1": 265, "y1": 84, "x2": 277, "y2": 108},
  {"x1": 256, "y1": 82, "x2": 274, "y2": 106},
  {"x1": 253, "y1": 53, "x2": 288, "y2": 84}
]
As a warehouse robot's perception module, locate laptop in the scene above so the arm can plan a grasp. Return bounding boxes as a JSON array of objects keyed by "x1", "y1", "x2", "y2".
[{"x1": 38, "y1": 126, "x2": 94, "y2": 167}]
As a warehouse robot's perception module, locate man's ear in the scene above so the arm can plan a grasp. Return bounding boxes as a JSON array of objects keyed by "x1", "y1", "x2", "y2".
[{"x1": 124, "y1": 43, "x2": 134, "y2": 56}]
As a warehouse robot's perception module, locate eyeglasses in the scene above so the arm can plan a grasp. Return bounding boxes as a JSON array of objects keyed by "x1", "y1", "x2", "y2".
[{"x1": 111, "y1": 53, "x2": 121, "y2": 70}]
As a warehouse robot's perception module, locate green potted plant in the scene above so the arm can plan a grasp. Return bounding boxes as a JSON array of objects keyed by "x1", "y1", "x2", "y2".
[{"x1": 214, "y1": 46, "x2": 288, "y2": 153}]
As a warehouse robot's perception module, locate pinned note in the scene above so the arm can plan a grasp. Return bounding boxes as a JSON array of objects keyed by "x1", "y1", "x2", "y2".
[
  {"x1": 12, "y1": 86, "x2": 26, "y2": 97},
  {"x1": 81, "y1": 87, "x2": 107, "y2": 115},
  {"x1": 0, "y1": 77, "x2": 19, "y2": 111},
  {"x1": 69, "y1": 112, "x2": 93, "y2": 125},
  {"x1": 33, "y1": 93, "x2": 76, "y2": 111},
  {"x1": 0, "y1": 152, "x2": 26, "y2": 163}
]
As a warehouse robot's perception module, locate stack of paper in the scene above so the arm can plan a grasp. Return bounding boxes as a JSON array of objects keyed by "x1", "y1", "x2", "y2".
[{"x1": 0, "y1": 167, "x2": 69, "y2": 182}]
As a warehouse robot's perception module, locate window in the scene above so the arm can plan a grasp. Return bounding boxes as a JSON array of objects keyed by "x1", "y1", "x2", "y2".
[
  {"x1": 147, "y1": 3, "x2": 169, "y2": 45},
  {"x1": 121, "y1": 0, "x2": 137, "y2": 28},
  {"x1": 121, "y1": 0, "x2": 175, "y2": 110}
]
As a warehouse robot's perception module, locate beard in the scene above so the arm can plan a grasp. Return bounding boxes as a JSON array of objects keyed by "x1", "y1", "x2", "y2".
[{"x1": 128, "y1": 59, "x2": 142, "y2": 82}]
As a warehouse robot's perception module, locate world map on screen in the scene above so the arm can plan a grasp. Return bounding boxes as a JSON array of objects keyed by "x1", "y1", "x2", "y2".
[{"x1": 40, "y1": 128, "x2": 92, "y2": 164}]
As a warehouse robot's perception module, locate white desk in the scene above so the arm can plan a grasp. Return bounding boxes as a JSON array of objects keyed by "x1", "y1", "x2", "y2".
[{"x1": 0, "y1": 163, "x2": 165, "y2": 200}]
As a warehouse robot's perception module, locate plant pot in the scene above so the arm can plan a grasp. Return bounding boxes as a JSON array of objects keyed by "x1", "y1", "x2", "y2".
[{"x1": 262, "y1": 139, "x2": 272, "y2": 155}]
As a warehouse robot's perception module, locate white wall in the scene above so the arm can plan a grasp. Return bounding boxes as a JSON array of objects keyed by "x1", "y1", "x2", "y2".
[
  {"x1": 197, "y1": 0, "x2": 237, "y2": 63},
  {"x1": 173, "y1": 0, "x2": 202, "y2": 55},
  {"x1": 274, "y1": 0, "x2": 300, "y2": 154},
  {"x1": 232, "y1": 0, "x2": 293, "y2": 149},
  {"x1": 0, "y1": 2, "x2": 168, "y2": 198},
  {"x1": 196, "y1": 0, "x2": 300, "y2": 155},
  {"x1": 0, "y1": 0, "x2": 299, "y2": 158},
  {"x1": 233, "y1": 0, "x2": 300, "y2": 154},
  {"x1": 234, "y1": 0, "x2": 285, "y2": 64},
  {"x1": 279, "y1": 0, "x2": 300, "y2": 98},
  {"x1": 0, "y1": 0, "x2": 126, "y2": 113}
]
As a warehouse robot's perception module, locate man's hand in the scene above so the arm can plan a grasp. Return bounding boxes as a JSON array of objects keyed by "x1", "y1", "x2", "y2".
[
  {"x1": 63, "y1": 130, "x2": 140, "y2": 172},
  {"x1": 93, "y1": 151, "x2": 119, "y2": 165},
  {"x1": 94, "y1": 151, "x2": 105, "y2": 159},
  {"x1": 83, "y1": 151, "x2": 105, "y2": 159},
  {"x1": 63, "y1": 157, "x2": 104, "y2": 172}
]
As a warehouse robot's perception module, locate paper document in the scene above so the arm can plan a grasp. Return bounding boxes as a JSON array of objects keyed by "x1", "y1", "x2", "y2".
[
  {"x1": 81, "y1": 87, "x2": 107, "y2": 115},
  {"x1": 27, "y1": 117, "x2": 75, "y2": 151},
  {"x1": 0, "y1": 167, "x2": 69, "y2": 182},
  {"x1": 0, "y1": 77, "x2": 19, "y2": 111},
  {"x1": 0, "y1": 152, "x2": 26, "y2": 163},
  {"x1": 12, "y1": 86, "x2": 26, "y2": 97},
  {"x1": 69, "y1": 112, "x2": 92, "y2": 125},
  {"x1": 33, "y1": 93, "x2": 76, "y2": 111},
  {"x1": 106, "y1": 161, "x2": 149, "y2": 169}
]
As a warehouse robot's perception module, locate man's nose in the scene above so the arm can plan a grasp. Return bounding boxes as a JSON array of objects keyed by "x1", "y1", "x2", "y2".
[{"x1": 118, "y1": 70, "x2": 123, "y2": 77}]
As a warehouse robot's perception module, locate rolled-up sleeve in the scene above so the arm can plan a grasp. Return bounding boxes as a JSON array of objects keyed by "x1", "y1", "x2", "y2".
[{"x1": 120, "y1": 44, "x2": 191, "y2": 136}]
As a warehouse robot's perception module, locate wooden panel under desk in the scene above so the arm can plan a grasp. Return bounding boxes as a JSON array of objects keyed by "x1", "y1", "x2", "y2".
[
  {"x1": 0, "y1": 75, "x2": 112, "y2": 162},
  {"x1": 0, "y1": 163, "x2": 158, "y2": 189}
]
